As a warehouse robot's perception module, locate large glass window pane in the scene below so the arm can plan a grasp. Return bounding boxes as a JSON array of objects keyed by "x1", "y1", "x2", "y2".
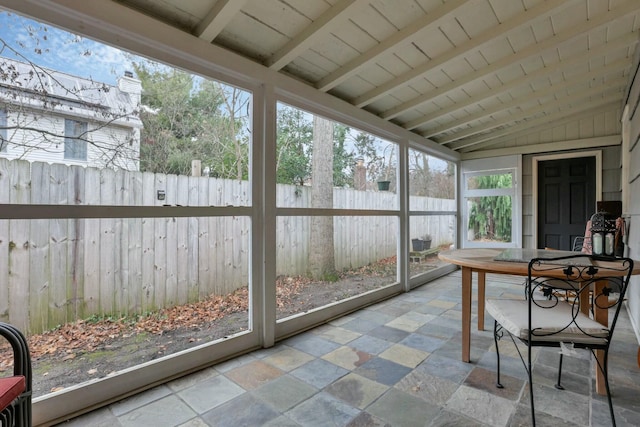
[
  {"x1": 0, "y1": 215, "x2": 250, "y2": 397},
  {"x1": 0, "y1": 10, "x2": 253, "y2": 400},
  {"x1": 276, "y1": 215, "x2": 397, "y2": 320},
  {"x1": 408, "y1": 148, "x2": 456, "y2": 278},
  {"x1": 275, "y1": 103, "x2": 400, "y2": 320},
  {"x1": 276, "y1": 102, "x2": 398, "y2": 208},
  {"x1": 463, "y1": 171, "x2": 514, "y2": 245}
]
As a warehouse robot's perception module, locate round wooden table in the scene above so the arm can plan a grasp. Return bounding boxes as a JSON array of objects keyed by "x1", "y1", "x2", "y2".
[{"x1": 438, "y1": 248, "x2": 640, "y2": 396}]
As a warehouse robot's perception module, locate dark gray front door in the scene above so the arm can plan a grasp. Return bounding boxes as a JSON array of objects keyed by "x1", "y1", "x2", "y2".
[{"x1": 537, "y1": 157, "x2": 596, "y2": 250}]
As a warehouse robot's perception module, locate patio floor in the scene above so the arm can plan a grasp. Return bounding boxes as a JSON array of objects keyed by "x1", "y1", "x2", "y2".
[{"x1": 55, "y1": 270, "x2": 640, "y2": 426}]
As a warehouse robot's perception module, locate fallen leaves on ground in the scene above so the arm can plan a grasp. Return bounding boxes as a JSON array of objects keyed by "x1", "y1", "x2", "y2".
[
  {"x1": 0, "y1": 275, "x2": 312, "y2": 372},
  {"x1": 0, "y1": 254, "x2": 438, "y2": 373}
]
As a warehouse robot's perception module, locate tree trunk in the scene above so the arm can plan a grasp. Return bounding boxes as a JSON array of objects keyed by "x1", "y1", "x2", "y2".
[{"x1": 309, "y1": 116, "x2": 335, "y2": 280}]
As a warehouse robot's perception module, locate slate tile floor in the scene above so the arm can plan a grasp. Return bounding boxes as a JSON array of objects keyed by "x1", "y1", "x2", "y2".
[{"x1": 57, "y1": 271, "x2": 640, "y2": 426}]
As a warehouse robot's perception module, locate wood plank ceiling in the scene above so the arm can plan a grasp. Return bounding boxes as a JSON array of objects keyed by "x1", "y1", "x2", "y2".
[{"x1": 95, "y1": 1, "x2": 640, "y2": 156}]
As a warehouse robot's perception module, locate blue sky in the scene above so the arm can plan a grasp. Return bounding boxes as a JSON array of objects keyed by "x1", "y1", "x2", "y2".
[{"x1": 0, "y1": 9, "x2": 138, "y2": 85}]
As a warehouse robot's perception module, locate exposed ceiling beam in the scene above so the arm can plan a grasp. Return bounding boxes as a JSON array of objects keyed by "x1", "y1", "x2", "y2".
[
  {"x1": 435, "y1": 72, "x2": 629, "y2": 144},
  {"x1": 409, "y1": 33, "x2": 639, "y2": 133},
  {"x1": 454, "y1": 100, "x2": 620, "y2": 151},
  {"x1": 351, "y1": 0, "x2": 575, "y2": 108},
  {"x1": 194, "y1": 0, "x2": 248, "y2": 42},
  {"x1": 315, "y1": 0, "x2": 467, "y2": 92},
  {"x1": 379, "y1": 0, "x2": 640, "y2": 121},
  {"x1": 460, "y1": 135, "x2": 621, "y2": 160},
  {"x1": 265, "y1": 0, "x2": 366, "y2": 70}
]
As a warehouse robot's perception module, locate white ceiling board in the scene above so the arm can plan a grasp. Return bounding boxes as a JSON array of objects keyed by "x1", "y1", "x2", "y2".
[
  {"x1": 368, "y1": 0, "x2": 425, "y2": 30},
  {"x1": 242, "y1": 0, "x2": 312, "y2": 37},
  {"x1": 278, "y1": 0, "x2": 335, "y2": 19},
  {"x1": 455, "y1": 0, "x2": 500, "y2": 38}
]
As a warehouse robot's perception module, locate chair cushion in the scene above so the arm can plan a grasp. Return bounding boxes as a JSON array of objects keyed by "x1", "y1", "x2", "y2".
[
  {"x1": 486, "y1": 298, "x2": 609, "y2": 345},
  {"x1": 0, "y1": 376, "x2": 25, "y2": 411}
]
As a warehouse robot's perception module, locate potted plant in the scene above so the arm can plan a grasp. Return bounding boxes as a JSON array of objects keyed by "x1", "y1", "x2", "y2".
[
  {"x1": 375, "y1": 144, "x2": 395, "y2": 191},
  {"x1": 377, "y1": 180, "x2": 391, "y2": 191}
]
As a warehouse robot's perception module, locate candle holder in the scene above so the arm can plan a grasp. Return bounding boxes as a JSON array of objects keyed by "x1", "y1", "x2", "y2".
[{"x1": 589, "y1": 212, "x2": 616, "y2": 257}]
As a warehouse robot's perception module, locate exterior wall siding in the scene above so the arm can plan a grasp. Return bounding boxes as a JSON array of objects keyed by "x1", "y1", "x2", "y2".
[
  {"x1": 624, "y1": 50, "x2": 640, "y2": 345},
  {"x1": 1, "y1": 108, "x2": 139, "y2": 170}
]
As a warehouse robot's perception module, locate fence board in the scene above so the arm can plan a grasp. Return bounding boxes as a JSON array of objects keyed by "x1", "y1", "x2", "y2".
[
  {"x1": 127, "y1": 170, "x2": 143, "y2": 314},
  {"x1": 83, "y1": 168, "x2": 101, "y2": 316},
  {"x1": 9, "y1": 160, "x2": 32, "y2": 331},
  {"x1": 198, "y1": 176, "x2": 211, "y2": 298},
  {"x1": 49, "y1": 163, "x2": 70, "y2": 327},
  {"x1": 100, "y1": 168, "x2": 116, "y2": 315},
  {"x1": 141, "y1": 172, "x2": 155, "y2": 311},
  {"x1": 175, "y1": 175, "x2": 189, "y2": 305},
  {"x1": 30, "y1": 162, "x2": 49, "y2": 333},
  {"x1": 209, "y1": 178, "x2": 221, "y2": 296},
  {"x1": 164, "y1": 174, "x2": 178, "y2": 307},
  {"x1": 187, "y1": 176, "x2": 199, "y2": 301},
  {"x1": 68, "y1": 166, "x2": 85, "y2": 320},
  {"x1": 114, "y1": 168, "x2": 128, "y2": 316},
  {"x1": 153, "y1": 173, "x2": 167, "y2": 309}
]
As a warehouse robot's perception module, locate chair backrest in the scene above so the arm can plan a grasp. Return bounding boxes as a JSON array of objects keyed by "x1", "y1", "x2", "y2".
[
  {"x1": 0, "y1": 323, "x2": 32, "y2": 426},
  {"x1": 526, "y1": 254, "x2": 633, "y2": 344}
]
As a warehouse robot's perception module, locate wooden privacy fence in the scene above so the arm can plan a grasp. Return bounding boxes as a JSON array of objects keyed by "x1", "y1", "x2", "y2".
[{"x1": 0, "y1": 158, "x2": 455, "y2": 333}]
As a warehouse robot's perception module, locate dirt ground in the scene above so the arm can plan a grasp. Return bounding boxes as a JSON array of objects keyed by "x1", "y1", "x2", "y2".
[{"x1": 0, "y1": 254, "x2": 443, "y2": 398}]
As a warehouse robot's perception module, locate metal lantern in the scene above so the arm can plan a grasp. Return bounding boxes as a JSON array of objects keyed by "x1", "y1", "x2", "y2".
[{"x1": 590, "y1": 212, "x2": 616, "y2": 256}]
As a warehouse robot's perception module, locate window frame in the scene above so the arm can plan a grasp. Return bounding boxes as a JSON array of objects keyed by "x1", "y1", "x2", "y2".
[
  {"x1": 64, "y1": 118, "x2": 88, "y2": 161},
  {"x1": 460, "y1": 156, "x2": 522, "y2": 249}
]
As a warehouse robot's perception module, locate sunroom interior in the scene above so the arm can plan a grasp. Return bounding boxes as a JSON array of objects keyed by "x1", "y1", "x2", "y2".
[{"x1": 1, "y1": 0, "x2": 640, "y2": 425}]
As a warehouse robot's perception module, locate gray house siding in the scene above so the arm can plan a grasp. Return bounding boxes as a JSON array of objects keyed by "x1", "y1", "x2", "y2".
[{"x1": 624, "y1": 51, "x2": 640, "y2": 346}]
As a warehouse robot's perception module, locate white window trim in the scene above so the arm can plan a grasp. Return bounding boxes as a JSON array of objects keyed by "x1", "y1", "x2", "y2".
[{"x1": 460, "y1": 155, "x2": 522, "y2": 248}]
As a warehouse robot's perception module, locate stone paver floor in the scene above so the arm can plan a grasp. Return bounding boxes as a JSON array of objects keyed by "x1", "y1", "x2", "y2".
[{"x1": 56, "y1": 271, "x2": 640, "y2": 426}]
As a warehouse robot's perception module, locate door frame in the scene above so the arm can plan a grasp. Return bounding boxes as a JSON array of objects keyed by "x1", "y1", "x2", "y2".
[{"x1": 532, "y1": 150, "x2": 602, "y2": 249}]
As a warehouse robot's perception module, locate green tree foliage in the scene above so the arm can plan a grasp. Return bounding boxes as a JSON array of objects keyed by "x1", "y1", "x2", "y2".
[
  {"x1": 331, "y1": 124, "x2": 353, "y2": 188},
  {"x1": 276, "y1": 105, "x2": 312, "y2": 185},
  {"x1": 275, "y1": 104, "x2": 356, "y2": 186},
  {"x1": 135, "y1": 62, "x2": 249, "y2": 178},
  {"x1": 467, "y1": 174, "x2": 512, "y2": 241}
]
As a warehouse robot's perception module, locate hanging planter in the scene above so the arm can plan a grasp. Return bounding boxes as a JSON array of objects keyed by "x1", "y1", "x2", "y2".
[{"x1": 377, "y1": 180, "x2": 390, "y2": 191}]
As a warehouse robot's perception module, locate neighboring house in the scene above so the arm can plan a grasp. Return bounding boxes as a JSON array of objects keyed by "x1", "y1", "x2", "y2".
[{"x1": 0, "y1": 57, "x2": 142, "y2": 170}]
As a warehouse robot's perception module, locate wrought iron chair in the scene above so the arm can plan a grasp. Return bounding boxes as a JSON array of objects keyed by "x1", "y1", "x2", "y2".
[
  {"x1": 0, "y1": 323, "x2": 32, "y2": 427},
  {"x1": 486, "y1": 254, "x2": 633, "y2": 427}
]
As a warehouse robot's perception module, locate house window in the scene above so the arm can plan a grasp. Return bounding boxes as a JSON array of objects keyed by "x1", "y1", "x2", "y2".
[
  {"x1": 460, "y1": 155, "x2": 522, "y2": 248},
  {"x1": 0, "y1": 109, "x2": 7, "y2": 152},
  {"x1": 64, "y1": 119, "x2": 87, "y2": 160}
]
